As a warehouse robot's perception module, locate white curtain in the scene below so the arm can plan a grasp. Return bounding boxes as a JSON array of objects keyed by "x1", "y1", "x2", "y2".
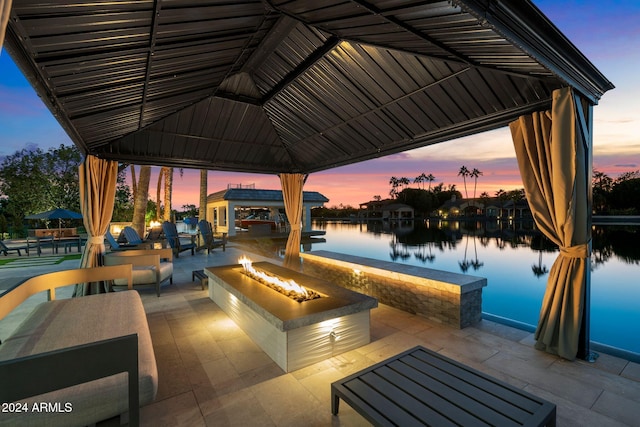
[
  {"x1": 510, "y1": 87, "x2": 591, "y2": 360},
  {"x1": 279, "y1": 173, "x2": 306, "y2": 270},
  {"x1": 75, "y1": 155, "x2": 119, "y2": 296},
  {"x1": 0, "y1": 0, "x2": 11, "y2": 52}
]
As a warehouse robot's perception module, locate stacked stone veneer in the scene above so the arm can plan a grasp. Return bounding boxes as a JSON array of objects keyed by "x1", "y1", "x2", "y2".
[{"x1": 300, "y1": 250, "x2": 487, "y2": 329}]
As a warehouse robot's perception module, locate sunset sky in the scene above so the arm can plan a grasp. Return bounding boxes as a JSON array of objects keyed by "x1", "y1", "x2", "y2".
[{"x1": 1, "y1": 0, "x2": 639, "y2": 209}]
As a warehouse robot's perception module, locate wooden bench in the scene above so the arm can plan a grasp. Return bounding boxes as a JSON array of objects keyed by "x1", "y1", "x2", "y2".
[{"x1": 331, "y1": 346, "x2": 556, "y2": 427}]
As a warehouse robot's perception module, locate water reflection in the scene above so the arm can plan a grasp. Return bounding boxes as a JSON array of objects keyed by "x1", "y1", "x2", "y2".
[
  {"x1": 355, "y1": 220, "x2": 640, "y2": 274},
  {"x1": 238, "y1": 220, "x2": 640, "y2": 355},
  {"x1": 379, "y1": 219, "x2": 544, "y2": 276},
  {"x1": 592, "y1": 225, "x2": 640, "y2": 267},
  {"x1": 306, "y1": 219, "x2": 640, "y2": 356},
  {"x1": 530, "y1": 234, "x2": 556, "y2": 278}
]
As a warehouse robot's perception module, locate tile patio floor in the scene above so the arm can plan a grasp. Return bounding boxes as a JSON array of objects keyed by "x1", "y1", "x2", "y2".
[{"x1": 1, "y1": 242, "x2": 639, "y2": 426}]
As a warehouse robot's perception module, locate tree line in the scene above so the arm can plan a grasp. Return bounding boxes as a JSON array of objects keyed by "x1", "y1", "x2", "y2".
[
  {"x1": 0, "y1": 145, "x2": 204, "y2": 238},
  {"x1": 2, "y1": 145, "x2": 638, "y2": 236},
  {"x1": 378, "y1": 165, "x2": 640, "y2": 217},
  {"x1": 593, "y1": 170, "x2": 640, "y2": 214}
]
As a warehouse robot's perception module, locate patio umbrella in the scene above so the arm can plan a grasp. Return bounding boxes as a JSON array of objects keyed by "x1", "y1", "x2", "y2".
[{"x1": 25, "y1": 208, "x2": 83, "y2": 233}]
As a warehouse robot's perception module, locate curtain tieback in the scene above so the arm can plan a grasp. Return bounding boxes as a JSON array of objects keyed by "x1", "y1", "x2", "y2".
[
  {"x1": 88, "y1": 236, "x2": 105, "y2": 244},
  {"x1": 290, "y1": 224, "x2": 301, "y2": 231},
  {"x1": 560, "y1": 243, "x2": 589, "y2": 259}
]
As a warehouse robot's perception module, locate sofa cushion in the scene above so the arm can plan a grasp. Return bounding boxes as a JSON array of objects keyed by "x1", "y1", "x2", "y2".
[{"x1": 0, "y1": 291, "x2": 157, "y2": 427}]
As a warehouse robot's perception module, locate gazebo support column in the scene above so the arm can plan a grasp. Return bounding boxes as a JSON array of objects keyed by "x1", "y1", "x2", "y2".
[{"x1": 576, "y1": 98, "x2": 595, "y2": 362}]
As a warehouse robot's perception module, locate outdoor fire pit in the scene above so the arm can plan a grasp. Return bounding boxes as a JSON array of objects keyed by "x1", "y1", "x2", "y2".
[
  {"x1": 238, "y1": 256, "x2": 322, "y2": 302},
  {"x1": 206, "y1": 258, "x2": 378, "y2": 372}
]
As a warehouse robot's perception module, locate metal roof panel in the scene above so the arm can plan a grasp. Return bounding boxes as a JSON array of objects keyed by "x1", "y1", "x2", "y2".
[{"x1": 5, "y1": 0, "x2": 613, "y2": 174}]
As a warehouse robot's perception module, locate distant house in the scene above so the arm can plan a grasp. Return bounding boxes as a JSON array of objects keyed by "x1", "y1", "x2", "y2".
[
  {"x1": 382, "y1": 203, "x2": 414, "y2": 220},
  {"x1": 359, "y1": 199, "x2": 389, "y2": 219},
  {"x1": 436, "y1": 195, "x2": 531, "y2": 219},
  {"x1": 502, "y1": 200, "x2": 532, "y2": 220},
  {"x1": 359, "y1": 199, "x2": 414, "y2": 220},
  {"x1": 484, "y1": 202, "x2": 501, "y2": 218},
  {"x1": 205, "y1": 186, "x2": 329, "y2": 237},
  {"x1": 437, "y1": 196, "x2": 465, "y2": 218}
]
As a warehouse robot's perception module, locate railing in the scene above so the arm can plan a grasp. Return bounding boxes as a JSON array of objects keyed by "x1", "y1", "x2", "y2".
[{"x1": 227, "y1": 183, "x2": 255, "y2": 189}]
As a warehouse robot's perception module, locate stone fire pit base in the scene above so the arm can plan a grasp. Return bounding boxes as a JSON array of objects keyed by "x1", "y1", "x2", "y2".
[{"x1": 206, "y1": 262, "x2": 377, "y2": 372}]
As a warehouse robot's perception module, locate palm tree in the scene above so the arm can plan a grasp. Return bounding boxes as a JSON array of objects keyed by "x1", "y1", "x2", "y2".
[
  {"x1": 458, "y1": 166, "x2": 470, "y2": 198},
  {"x1": 398, "y1": 177, "x2": 410, "y2": 201},
  {"x1": 426, "y1": 173, "x2": 435, "y2": 191},
  {"x1": 154, "y1": 167, "x2": 173, "y2": 222},
  {"x1": 459, "y1": 234, "x2": 471, "y2": 272},
  {"x1": 471, "y1": 235, "x2": 483, "y2": 271},
  {"x1": 155, "y1": 167, "x2": 165, "y2": 221},
  {"x1": 399, "y1": 177, "x2": 410, "y2": 190},
  {"x1": 198, "y1": 169, "x2": 208, "y2": 246},
  {"x1": 389, "y1": 176, "x2": 399, "y2": 199},
  {"x1": 479, "y1": 191, "x2": 490, "y2": 216},
  {"x1": 495, "y1": 189, "x2": 509, "y2": 218},
  {"x1": 163, "y1": 167, "x2": 173, "y2": 221},
  {"x1": 131, "y1": 165, "x2": 151, "y2": 237},
  {"x1": 199, "y1": 169, "x2": 207, "y2": 221},
  {"x1": 129, "y1": 165, "x2": 137, "y2": 196},
  {"x1": 470, "y1": 168, "x2": 482, "y2": 199},
  {"x1": 532, "y1": 251, "x2": 549, "y2": 277},
  {"x1": 414, "y1": 174, "x2": 425, "y2": 190}
]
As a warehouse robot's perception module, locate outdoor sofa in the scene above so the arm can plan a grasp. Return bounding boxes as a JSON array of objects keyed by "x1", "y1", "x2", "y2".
[{"x1": 0, "y1": 265, "x2": 158, "y2": 426}]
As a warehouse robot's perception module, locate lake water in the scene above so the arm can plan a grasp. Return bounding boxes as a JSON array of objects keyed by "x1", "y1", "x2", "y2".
[{"x1": 301, "y1": 219, "x2": 640, "y2": 358}]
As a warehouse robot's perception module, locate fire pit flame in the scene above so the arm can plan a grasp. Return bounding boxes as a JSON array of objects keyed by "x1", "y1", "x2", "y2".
[{"x1": 238, "y1": 256, "x2": 321, "y2": 302}]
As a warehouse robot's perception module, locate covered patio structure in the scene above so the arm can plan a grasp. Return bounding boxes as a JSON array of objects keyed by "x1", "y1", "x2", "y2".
[
  {"x1": 1, "y1": 0, "x2": 613, "y2": 360},
  {"x1": 205, "y1": 186, "x2": 328, "y2": 237}
]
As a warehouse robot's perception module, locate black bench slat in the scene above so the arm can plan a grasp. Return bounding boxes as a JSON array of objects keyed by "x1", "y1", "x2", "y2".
[
  {"x1": 332, "y1": 346, "x2": 556, "y2": 427},
  {"x1": 409, "y1": 349, "x2": 545, "y2": 415},
  {"x1": 358, "y1": 369, "x2": 463, "y2": 427},
  {"x1": 345, "y1": 378, "x2": 427, "y2": 427},
  {"x1": 373, "y1": 365, "x2": 493, "y2": 426},
  {"x1": 411, "y1": 349, "x2": 543, "y2": 411},
  {"x1": 332, "y1": 382, "x2": 392, "y2": 426},
  {"x1": 388, "y1": 360, "x2": 520, "y2": 426}
]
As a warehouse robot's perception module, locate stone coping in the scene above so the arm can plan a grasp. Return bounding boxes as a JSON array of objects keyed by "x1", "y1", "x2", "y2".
[
  {"x1": 301, "y1": 250, "x2": 486, "y2": 294},
  {"x1": 206, "y1": 262, "x2": 377, "y2": 331}
]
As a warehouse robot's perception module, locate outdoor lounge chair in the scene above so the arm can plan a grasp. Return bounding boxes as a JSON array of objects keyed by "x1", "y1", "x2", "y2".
[
  {"x1": 104, "y1": 248, "x2": 173, "y2": 297},
  {"x1": 0, "y1": 240, "x2": 31, "y2": 256},
  {"x1": 161, "y1": 221, "x2": 196, "y2": 257},
  {"x1": 122, "y1": 226, "x2": 147, "y2": 246},
  {"x1": 144, "y1": 226, "x2": 164, "y2": 245},
  {"x1": 197, "y1": 220, "x2": 227, "y2": 253},
  {"x1": 105, "y1": 230, "x2": 147, "y2": 251}
]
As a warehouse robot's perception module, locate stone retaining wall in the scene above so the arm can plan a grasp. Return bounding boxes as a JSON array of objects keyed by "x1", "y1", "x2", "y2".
[{"x1": 300, "y1": 250, "x2": 487, "y2": 329}]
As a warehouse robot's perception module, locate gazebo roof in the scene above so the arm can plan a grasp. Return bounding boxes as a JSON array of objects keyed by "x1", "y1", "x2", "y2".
[
  {"x1": 207, "y1": 188, "x2": 328, "y2": 204},
  {"x1": 5, "y1": 0, "x2": 613, "y2": 174}
]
